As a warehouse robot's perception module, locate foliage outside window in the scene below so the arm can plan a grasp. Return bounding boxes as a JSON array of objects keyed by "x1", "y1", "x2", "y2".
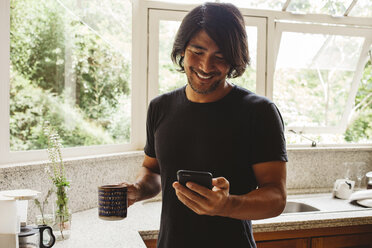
[
  {"x1": 10, "y1": 0, "x2": 132, "y2": 151},
  {"x1": 344, "y1": 60, "x2": 372, "y2": 143},
  {"x1": 158, "y1": 21, "x2": 187, "y2": 94},
  {"x1": 274, "y1": 30, "x2": 371, "y2": 145},
  {"x1": 7, "y1": 0, "x2": 372, "y2": 156}
]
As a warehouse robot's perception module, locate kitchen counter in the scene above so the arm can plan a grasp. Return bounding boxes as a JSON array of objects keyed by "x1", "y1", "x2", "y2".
[
  {"x1": 53, "y1": 193, "x2": 372, "y2": 248},
  {"x1": 52, "y1": 199, "x2": 162, "y2": 248}
]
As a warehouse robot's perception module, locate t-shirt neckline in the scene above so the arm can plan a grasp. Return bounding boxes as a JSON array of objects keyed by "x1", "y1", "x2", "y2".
[{"x1": 182, "y1": 84, "x2": 237, "y2": 105}]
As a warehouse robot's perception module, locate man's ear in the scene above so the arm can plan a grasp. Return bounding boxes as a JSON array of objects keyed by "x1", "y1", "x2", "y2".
[{"x1": 181, "y1": 51, "x2": 185, "y2": 57}]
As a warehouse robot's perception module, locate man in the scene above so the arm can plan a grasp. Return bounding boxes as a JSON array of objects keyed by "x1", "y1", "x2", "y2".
[{"x1": 124, "y1": 2, "x2": 287, "y2": 248}]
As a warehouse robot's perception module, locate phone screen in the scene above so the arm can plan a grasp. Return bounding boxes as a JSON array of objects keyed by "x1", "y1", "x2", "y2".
[{"x1": 177, "y1": 170, "x2": 213, "y2": 189}]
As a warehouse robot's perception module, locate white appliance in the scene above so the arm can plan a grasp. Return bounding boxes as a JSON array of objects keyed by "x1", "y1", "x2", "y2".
[{"x1": 0, "y1": 189, "x2": 40, "y2": 248}]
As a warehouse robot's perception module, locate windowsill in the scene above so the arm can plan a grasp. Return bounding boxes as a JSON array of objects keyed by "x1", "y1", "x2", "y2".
[
  {"x1": 1, "y1": 145, "x2": 371, "y2": 170},
  {"x1": 287, "y1": 145, "x2": 372, "y2": 151},
  {"x1": 0, "y1": 150, "x2": 145, "y2": 169}
]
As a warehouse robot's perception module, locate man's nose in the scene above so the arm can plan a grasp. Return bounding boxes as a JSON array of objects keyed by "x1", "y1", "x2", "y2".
[{"x1": 198, "y1": 56, "x2": 215, "y2": 73}]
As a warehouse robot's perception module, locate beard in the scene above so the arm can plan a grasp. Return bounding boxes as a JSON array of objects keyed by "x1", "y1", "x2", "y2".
[{"x1": 186, "y1": 67, "x2": 224, "y2": 95}]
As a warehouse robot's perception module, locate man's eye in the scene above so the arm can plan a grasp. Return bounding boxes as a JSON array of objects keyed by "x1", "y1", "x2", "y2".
[
  {"x1": 193, "y1": 51, "x2": 203, "y2": 55},
  {"x1": 216, "y1": 56, "x2": 224, "y2": 60}
]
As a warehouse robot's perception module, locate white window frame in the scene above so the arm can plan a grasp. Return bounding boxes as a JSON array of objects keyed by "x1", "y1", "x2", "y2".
[
  {"x1": 148, "y1": 10, "x2": 187, "y2": 104},
  {"x1": 273, "y1": 22, "x2": 372, "y2": 134},
  {"x1": 0, "y1": 0, "x2": 11, "y2": 165}
]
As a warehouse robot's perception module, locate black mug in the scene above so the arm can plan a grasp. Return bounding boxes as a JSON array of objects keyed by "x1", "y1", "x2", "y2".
[{"x1": 98, "y1": 184, "x2": 127, "y2": 220}]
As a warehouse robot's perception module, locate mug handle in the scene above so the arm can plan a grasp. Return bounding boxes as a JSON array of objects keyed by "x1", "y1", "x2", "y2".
[{"x1": 38, "y1": 225, "x2": 56, "y2": 248}]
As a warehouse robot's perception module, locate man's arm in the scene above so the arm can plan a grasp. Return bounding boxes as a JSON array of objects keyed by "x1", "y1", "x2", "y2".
[
  {"x1": 224, "y1": 161, "x2": 286, "y2": 219},
  {"x1": 124, "y1": 154, "x2": 161, "y2": 206},
  {"x1": 173, "y1": 161, "x2": 286, "y2": 220}
]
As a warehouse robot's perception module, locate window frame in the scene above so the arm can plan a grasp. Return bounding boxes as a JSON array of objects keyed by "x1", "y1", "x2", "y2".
[
  {"x1": 273, "y1": 22, "x2": 372, "y2": 134},
  {"x1": 1, "y1": 0, "x2": 372, "y2": 165},
  {"x1": 0, "y1": 0, "x2": 12, "y2": 165},
  {"x1": 148, "y1": 10, "x2": 187, "y2": 104}
]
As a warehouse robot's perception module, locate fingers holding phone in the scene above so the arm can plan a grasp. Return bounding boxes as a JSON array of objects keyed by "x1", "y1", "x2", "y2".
[
  {"x1": 212, "y1": 177, "x2": 229, "y2": 191},
  {"x1": 173, "y1": 170, "x2": 230, "y2": 216}
]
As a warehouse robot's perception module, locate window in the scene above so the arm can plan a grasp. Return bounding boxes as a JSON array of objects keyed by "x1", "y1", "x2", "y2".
[
  {"x1": 158, "y1": 19, "x2": 185, "y2": 94},
  {"x1": 286, "y1": 0, "x2": 354, "y2": 15},
  {"x1": 147, "y1": 2, "x2": 372, "y2": 147},
  {"x1": 1, "y1": 0, "x2": 371, "y2": 165},
  {"x1": 273, "y1": 23, "x2": 372, "y2": 145},
  {"x1": 1, "y1": 0, "x2": 137, "y2": 164},
  {"x1": 221, "y1": 0, "x2": 285, "y2": 10},
  {"x1": 229, "y1": 17, "x2": 267, "y2": 94},
  {"x1": 148, "y1": 10, "x2": 186, "y2": 103},
  {"x1": 10, "y1": 0, "x2": 132, "y2": 150},
  {"x1": 348, "y1": 0, "x2": 372, "y2": 17}
]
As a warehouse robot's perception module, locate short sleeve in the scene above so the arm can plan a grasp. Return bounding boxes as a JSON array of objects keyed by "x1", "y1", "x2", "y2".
[
  {"x1": 250, "y1": 102, "x2": 288, "y2": 165},
  {"x1": 144, "y1": 101, "x2": 156, "y2": 158}
]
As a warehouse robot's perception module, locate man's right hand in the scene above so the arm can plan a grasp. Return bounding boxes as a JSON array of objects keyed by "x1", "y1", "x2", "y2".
[
  {"x1": 119, "y1": 155, "x2": 161, "y2": 207},
  {"x1": 119, "y1": 182, "x2": 141, "y2": 207}
]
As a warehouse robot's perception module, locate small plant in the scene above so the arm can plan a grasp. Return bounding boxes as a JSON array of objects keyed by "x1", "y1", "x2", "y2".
[{"x1": 43, "y1": 121, "x2": 71, "y2": 240}]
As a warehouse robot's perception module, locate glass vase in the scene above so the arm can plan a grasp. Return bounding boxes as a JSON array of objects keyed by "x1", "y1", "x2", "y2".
[
  {"x1": 35, "y1": 188, "x2": 55, "y2": 227},
  {"x1": 53, "y1": 185, "x2": 72, "y2": 241}
]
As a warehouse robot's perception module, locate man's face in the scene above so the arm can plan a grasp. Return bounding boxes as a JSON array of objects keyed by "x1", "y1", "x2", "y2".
[{"x1": 183, "y1": 30, "x2": 230, "y2": 95}]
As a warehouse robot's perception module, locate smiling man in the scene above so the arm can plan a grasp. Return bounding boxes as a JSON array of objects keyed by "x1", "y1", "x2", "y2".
[
  {"x1": 182, "y1": 30, "x2": 230, "y2": 98},
  {"x1": 122, "y1": 2, "x2": 288, "y2": 248}
]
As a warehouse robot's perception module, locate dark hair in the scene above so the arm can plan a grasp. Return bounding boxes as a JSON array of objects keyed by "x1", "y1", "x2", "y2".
[{"x1": 171, "y1": 2, "x2": 250, "y2": 78}]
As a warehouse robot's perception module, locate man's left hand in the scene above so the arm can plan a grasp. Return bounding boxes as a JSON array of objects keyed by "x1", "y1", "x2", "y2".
[{"x1": 172, "y1": 177, "x2": 230, "y2": 216}]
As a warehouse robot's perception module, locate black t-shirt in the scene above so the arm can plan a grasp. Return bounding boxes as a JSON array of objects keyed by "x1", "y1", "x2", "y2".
[{"x1": 144, "y1": 85, "x2": 288, "y2": 248}]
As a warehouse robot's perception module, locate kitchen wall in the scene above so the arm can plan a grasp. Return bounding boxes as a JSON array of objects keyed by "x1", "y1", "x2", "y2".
[
  {"x1": 286, "y1": 147, "x2": 372, "y2": 193},
  {"x1": 0, "y1": 147, "x2": 371, "y2": 224}
]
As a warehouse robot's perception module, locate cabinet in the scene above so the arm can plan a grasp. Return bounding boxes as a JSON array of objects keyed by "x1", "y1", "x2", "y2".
[
  {"x1": 255, "y1": 224, "x2": 372, "y2": 248},
  {"x1": 311, "y1": 233, "x2": 372, "y2": 248},
  {"x1": 144, "y1": 239, "x2": 157, "y2": 248},
  {"x1": 143, "y1": 225, "x2": 372, "y2": 248},
  {"x1": 257, "y1": 238, "x2": 309, "y2": 248}
]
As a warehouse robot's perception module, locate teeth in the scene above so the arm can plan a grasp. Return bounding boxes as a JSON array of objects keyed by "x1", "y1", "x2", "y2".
[{"x1": 196, "y1": 72, "x2": 212, "y2": 79}]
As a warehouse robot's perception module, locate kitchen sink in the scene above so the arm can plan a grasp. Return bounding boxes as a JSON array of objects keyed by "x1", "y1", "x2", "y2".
[{"x1": 282, "y1": 201, "x2": 320, "y2": 214}]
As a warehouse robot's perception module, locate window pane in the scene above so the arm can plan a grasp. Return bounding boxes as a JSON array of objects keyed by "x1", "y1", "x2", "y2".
[
  {"x1": 159, "y1": 22, "x2": 257, "y2": 94},
  {"x1": 151, "y1": 0, "x2": 206, "y2": 3},
  {"x1": 344, "y1": 56, "x2": 372, "y2": 143},
  {"x1": 10, "y1": 0, "x2": 131, "y2": 151},
  {"x1": 229, "y1": 26, "x2": 257, "y2": 92},
  {"x1": 273, "y1": 32, "x2": 366, "y2": 144},
  {"x1": 349, "y1": 0, "x2": 372, "y2": 17},
  {"x1": 287, "y1": 0, "x2": 354, "y2": 15},
  {"x1": 159, "y1": 21, "x2": 186, "y2": 94},
  {"x1": 222, "y1": 0, "x2": 285, "y2": 10}
]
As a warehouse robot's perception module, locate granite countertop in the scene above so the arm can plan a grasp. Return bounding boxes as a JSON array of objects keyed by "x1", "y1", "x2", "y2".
[{"x1": 53, "y1": 193, "x2": 372, "y2": 248}]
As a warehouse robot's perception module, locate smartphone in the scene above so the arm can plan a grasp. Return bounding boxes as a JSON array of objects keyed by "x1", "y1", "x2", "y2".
[{"x1": 177, "y1": 170, "x2": 213, "y2": 190}]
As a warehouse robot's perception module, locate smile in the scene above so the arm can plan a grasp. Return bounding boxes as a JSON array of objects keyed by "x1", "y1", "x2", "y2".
[{"x1": 195, "y1": 71, "x2": 213, "y2": 80}]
